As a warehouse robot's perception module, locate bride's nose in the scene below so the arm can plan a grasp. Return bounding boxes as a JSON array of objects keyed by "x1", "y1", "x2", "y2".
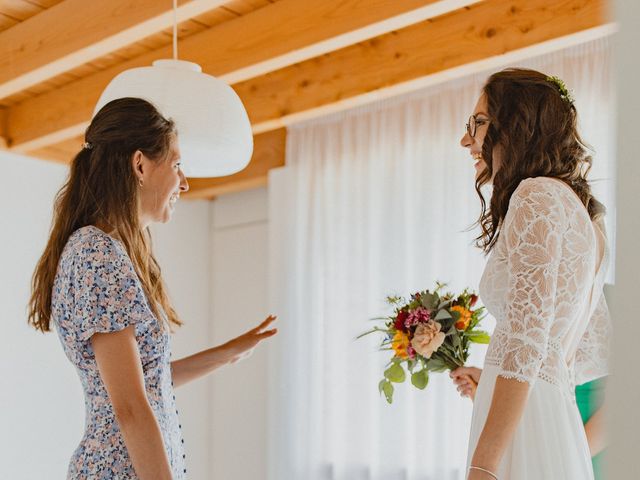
[{"x1": 460, "y1": 131, "x2": 472, "y2": 148}]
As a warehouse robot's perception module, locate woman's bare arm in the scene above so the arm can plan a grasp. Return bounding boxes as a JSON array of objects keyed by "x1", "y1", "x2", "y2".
[
  {"x1": 171, "y1": 315, "x2": 277, "y2": 388},
  {"x1": 92, "y1": 326, "x2": 173, "y2": 480},
  {"x1": 585, "y1": 403, "x2": 607, "y2": 456},
  {"x1": 467, "y1": 377, "x2": 530, "y2": 479}
]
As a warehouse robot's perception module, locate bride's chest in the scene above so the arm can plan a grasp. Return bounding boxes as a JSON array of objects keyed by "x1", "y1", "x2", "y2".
[{"x1": 479, "y1": 239, "x2": 509, "y2": 320}]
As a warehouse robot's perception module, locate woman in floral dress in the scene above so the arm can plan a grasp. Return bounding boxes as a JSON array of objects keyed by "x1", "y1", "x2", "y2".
[{"x1": 28, "y1": 98, "x2": 277, "y2": 479}]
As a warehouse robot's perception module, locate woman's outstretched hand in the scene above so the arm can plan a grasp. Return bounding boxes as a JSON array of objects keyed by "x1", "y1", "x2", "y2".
[
  {"x1": 170, "y1": 315, "x2": 278, "y2": 388},
  {"x1": 221, "y1": 315, "x2": 278, "y2": 364},
  {"x1": 450, "y1": 366, "x2": 482, "y2": 401}
]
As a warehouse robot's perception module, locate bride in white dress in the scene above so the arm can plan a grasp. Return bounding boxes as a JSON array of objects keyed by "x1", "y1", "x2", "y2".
[{"x1": 452, "y1": 69, "x2": 611, "y2": 480}]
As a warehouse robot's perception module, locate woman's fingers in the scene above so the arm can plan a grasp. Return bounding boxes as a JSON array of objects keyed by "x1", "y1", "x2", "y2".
[
  {"x1": 450, "y1": 366, "x2": 475, "y2": 379},
  {"x1": 452, "y1": 376, "x2": 470, "y2": 387},
  {"x1": 252, "y1": 315, "x2": 277, "y2": 333},
  {"x1": 259, "y1": 328, "x2": 278, "y2": 339},
  {"x1": 451, "y1": 370, "x2": 477, "y2": 399}
]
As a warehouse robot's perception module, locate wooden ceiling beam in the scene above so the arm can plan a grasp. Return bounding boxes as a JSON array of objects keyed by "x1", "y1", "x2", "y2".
[
  {"x1": 0, "y1": 0, "x2": 229, "y2": 100},
  {"x1": 6, "y1": 0, "x2": 477, "y2": 152},
  {"x1": 0, "y1": 107, "x2": 7, "y2": 148},
  {"x1": 239, "y1": 0, "x2": 611, "y2": 132},
  {"x1": 23, "y1": 136, "x2": 83, "y2": 165}
]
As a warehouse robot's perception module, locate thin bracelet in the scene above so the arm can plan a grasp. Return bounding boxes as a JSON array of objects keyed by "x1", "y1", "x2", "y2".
[{"x1": 469, "y1": 465, "x2": 498, "y2": 480}]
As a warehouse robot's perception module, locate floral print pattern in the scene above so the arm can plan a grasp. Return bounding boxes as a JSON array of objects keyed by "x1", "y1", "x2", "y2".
[{"x1": 51, "y1": 226, "x2": 186, "y2": 479}]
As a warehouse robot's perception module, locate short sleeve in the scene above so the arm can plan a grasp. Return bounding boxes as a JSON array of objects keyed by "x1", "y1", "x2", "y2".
[
  {"x1": 575, "y1": 292, "x2": 611, "y2": 385},
  {"x1": 72, "y1": 234, "x2": 151, "y2": 342},
  {"x1": 498, "y1": 179, "x2": 568, "y2": 384}
]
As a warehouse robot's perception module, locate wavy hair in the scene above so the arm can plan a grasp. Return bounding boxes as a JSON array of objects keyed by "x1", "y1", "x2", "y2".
[
  {"x1": 28, "y1": 97, "x2": 182, "y2": 332},
  {"x1": 475, "y1": 68, "x2": 606, "y2": 253}
]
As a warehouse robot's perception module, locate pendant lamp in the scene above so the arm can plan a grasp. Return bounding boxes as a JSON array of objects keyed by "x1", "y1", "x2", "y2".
[{"x1": 93, "y1": 2, "x2": 253, "y2": 178}]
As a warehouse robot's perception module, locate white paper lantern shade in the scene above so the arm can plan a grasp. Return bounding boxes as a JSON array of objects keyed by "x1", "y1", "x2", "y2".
[{"x1": 94, "y1": 59, "x2": 253, "y2": 178}]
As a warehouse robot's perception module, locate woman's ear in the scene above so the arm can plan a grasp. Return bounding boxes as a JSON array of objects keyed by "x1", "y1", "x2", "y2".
[{"x1": 131, "y1": 150, "x2": 145, "y2": 181}]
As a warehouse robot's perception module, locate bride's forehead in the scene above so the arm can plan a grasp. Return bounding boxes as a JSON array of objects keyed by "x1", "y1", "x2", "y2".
[{"x1": 473, "y1": 94, "x2": 488, "y2": 114}]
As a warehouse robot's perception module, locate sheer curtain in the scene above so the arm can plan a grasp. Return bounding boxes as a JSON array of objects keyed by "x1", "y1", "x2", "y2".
[{"x1": 267, "y1": 37, "x2": 614, "y2": 480}]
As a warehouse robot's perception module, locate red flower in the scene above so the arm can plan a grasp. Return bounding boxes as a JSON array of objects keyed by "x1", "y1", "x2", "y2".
[
  {"x1": 394, "y1": 310, "x2": 409, "y2": 332},
  {"x1": 470, "y1": 294, "x2": 478, "y2": 307}
]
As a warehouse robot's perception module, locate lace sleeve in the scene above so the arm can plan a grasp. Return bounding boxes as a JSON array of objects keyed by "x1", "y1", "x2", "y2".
[
  {"x1": 497, "y1": 179, "x2": 568, "y2": 384},
  {"x1": 575, "y1": 292, "x2": 611, "y2": 385}
]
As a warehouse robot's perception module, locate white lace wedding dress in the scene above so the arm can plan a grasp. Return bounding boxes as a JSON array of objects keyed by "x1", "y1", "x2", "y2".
[{"x1": 468, "y1": 177, "x2": 611, "y2": 480}]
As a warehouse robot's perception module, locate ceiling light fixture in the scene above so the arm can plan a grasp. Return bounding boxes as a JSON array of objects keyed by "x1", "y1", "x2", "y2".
[{"x1": 93, "y1": 0, "x2": 253, "y2": 177}]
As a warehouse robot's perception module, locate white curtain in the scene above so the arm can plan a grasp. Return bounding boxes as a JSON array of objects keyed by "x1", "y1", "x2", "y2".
[{"x1": 267, "y1": 37, "x2": 614, "y2": 480}]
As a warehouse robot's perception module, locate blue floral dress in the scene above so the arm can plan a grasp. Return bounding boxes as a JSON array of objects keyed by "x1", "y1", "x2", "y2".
[{"x1": 51, "y1": 226, "x2": 187, "y2": 479}]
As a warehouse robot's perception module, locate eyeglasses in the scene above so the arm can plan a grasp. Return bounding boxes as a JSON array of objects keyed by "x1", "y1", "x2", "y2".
[{"x1": 465, "y1": 114, "x2": 490, "y2": 138}]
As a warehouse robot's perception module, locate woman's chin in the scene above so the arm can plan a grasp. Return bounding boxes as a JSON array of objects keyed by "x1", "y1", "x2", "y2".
[
  {"x1": 156, "y1": 208, "x2": 174, "y2": 224},
  {"x1": 474, "y1": 164, "x2": 491, "y2": 183}
]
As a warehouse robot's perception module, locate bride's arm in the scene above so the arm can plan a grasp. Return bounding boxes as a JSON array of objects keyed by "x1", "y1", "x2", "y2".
[
  {"x1": 468, "y1": 378, "x2": 529, "y2": 477},
  {"x1": 171, "y1": 315, "x2": 277, "y2": 388}
]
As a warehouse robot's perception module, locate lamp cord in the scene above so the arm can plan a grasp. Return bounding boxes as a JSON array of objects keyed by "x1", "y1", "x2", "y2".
[{"x1": 172, "y1": 0, "x2": 178, "y2": 60}]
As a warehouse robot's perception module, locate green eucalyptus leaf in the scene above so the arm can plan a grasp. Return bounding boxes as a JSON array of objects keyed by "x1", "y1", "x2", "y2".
[
  {"x1": 420, "y1": 292, "x2": 439, "y2": 310},
  {"x1": 411, "y1": 369, "x2": 429, "y2": 390},
  {"x1": 426, "y1": 357, "x2": 448, "y2": 372},
  {"x1": 384, "y1": 363, "x2": 406, "y2": 383},
  {"x1": 434, "y1": 309, "x2": 453, "y2": 321},
  {"x1": 439, "y1": 318, "x2": 455, "y2": 332},
  {"x1": 379, "y1": 379, "x2": 394, "y2": 404}
]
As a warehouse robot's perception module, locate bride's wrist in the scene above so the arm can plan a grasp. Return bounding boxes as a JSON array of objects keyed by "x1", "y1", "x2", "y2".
[
  {"x1": 468, "y1": 465, "x2": 499, "y2": 479},
  {"x1": 471, "y1": 445, "x2": 499, "y2": 472}
]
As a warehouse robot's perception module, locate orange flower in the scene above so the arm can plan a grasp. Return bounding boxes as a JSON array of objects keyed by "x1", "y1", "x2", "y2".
[
  {"x1": 391, "y1": 330, "x2": 410, "y2": 359},
  {"x1": 452, "y1": 305, "x2": 472, "y2": 330}
]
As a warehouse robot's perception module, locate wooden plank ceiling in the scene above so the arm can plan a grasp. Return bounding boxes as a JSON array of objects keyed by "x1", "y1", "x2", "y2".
[{"x1": 0, "y1": 0, "x2": 612, "y2": 199}]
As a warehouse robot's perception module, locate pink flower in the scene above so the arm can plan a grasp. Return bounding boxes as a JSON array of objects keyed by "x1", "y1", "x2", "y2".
[
  {"x1": 405, "y1": 307, "x2": 431, "y2": 328},
  {"x1": 411, "y1": 320, "x2": 445, "y2": 358}
]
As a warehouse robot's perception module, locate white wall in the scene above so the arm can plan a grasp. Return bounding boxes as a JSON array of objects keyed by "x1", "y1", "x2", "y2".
[
  {"x1": 610, "y1": 0, "x2": 640, "y2": 477},
  {"x1": 156, "y1": 185, "x2": 272, "y2": 479},
  {"x1": 208, "y1": 187, "x2": 271, "y2": 480},
  {"x1": 156, "y1": 188, "x2": 273, "y2": 479},
  {"x1": 152, "y1": 200, "x2": 213, "y2": 480},
  {"x1": 0, "y1": 152, "x2": 82, "y2": 479}
]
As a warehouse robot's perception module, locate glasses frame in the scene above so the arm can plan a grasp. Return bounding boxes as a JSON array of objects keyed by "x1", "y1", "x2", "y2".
[{"x1": 465, "y1": 114, "x2": 490, "y2": 138}]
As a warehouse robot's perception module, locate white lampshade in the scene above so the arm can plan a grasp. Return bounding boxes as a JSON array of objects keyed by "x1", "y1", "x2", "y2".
[{"x1": 94, "y1": 59, "x2": 253, "y2": 178}]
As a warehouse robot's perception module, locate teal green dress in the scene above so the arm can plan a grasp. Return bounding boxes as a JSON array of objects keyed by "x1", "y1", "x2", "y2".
[{"x1": 576, "y1": 377, "x2": 606, "y2": 479}]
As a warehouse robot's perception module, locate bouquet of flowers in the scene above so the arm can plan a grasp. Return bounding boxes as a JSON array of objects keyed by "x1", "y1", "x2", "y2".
[{"x1": 359, "y1": 283, "x2": 490, "y2": 403}]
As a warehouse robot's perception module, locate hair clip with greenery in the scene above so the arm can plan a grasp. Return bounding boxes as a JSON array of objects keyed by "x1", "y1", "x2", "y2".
[{"x1": 546, "y1": 75, "x2": 575, "y2": 106}]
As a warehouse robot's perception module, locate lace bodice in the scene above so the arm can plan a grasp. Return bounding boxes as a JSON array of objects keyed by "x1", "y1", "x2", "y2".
[{"x1": 479, "y1": 177, "x2": 611, "y2": 390}]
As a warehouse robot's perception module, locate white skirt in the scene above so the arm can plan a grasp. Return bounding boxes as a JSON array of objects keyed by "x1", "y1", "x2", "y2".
[{"x1": 467, "y1": 365, "x2": 594, "y2": 480}]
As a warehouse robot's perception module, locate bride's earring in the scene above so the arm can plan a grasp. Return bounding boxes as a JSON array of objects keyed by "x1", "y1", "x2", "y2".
[{"x1": 139, "y1": 178, "x2": 144, "y2": 187}]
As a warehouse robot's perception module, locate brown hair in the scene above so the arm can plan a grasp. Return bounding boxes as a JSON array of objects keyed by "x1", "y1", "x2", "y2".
[
  {"x1": 475, "y1": 68, "x2": 606, "y2": 253},
  {"x1": 28, "y1": 97, "x2": 182, "y2": 332}
]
